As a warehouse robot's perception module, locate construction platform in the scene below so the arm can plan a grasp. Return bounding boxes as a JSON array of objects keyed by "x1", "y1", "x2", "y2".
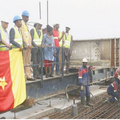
[
  {"x1": 26, "y1": 67, "x2": 115, "y2": 100},
  {"x1": 1, "y1": 84, "x2": 118, "y2": 119},
  {"x1": 0, "y1": 67, "x2": 117, "y2": 119}
]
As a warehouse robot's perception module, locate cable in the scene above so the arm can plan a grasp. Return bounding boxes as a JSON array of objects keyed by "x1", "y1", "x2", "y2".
[
  {"x1": 65, "y1": 84, "x2": 95, "y2": 101},
  {"x1": 36, "y1": 101, "x2": 48, "y2": 106},
  {"x1": 56, "y1": 94, "x2": 67, "y2": 109},
  {"x1": 65, "y1": 84, "x2": 80, "y2": 101}
]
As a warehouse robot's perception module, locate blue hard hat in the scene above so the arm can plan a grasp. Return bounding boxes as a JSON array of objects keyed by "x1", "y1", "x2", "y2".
[
  {"x1": 13, "y1": 15, "x2": 22, "y2": 23},
  {"x1": 22, "y1": 10, "x2": 29, "y2": 17}
]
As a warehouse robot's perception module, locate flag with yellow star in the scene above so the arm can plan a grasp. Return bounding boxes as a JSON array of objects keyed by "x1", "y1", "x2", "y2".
[{"x1": 0, "y1": 49, "x2": 26, "y2": 112}]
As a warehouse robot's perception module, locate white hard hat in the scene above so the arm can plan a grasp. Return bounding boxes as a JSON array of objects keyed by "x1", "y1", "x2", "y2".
[
  {"x1": 1, "y1": 17, "x2": 9, "y2": 23},
  {"x1": 82, "y1": 58, "x2": 88, "y2": 62},
  {"x1": 42, "y1": 25, "x2": 46, "y2": 29},
  {"x1": 36, "y1": 19, "x2": 42, "y2": 25},
  {"x1": 66, "y1": 25, "x2": 70, "y2": 29},
  {"x1": 53, "y1": 24, "x2": 56, "y2": 27}
]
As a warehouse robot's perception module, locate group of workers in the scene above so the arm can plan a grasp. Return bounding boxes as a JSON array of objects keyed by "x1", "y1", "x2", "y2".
[
  {"x1": 0, "y1": 10, "x2": 73, "y2": 80},
  {"x1": 79, "y1": 57, "x2": 120, "y2": 107},
  {"x1": 1, "y1": 10, "x2": 120, "y2": 108}
]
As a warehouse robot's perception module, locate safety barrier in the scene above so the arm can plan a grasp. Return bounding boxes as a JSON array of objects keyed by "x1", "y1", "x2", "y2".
[
  {"x1": 0, "y1": 45, "x2": 116, "y2": 87},
  {"x1": 91, "y1": 68, "x2": 116, "y2": 81},
  {"x1": 0, "y1": 45, "x2": 73, "y2": 87}
]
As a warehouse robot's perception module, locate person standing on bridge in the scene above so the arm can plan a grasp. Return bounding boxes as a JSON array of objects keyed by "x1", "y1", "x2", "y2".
[
  {"x1": 30, "y1": 20, "x2": 43, "y2": 79},
  {"x1": 0, "y1": 18, "x2": 12, "y2": 51},
  {"x1": 42, "y1": 25, "x2": 56, "y2": 78},
  {"x1": 107, "y1": 68, "x2": 120, "y2": 105},
  {"x1": 51, "y1": 23, "x2": 64, "y2": 76},
  {"x1": 10, "y1": 16, "x2": 23, "y2": 51},
  {"x1": 20, "y1": 10, "x2": 34, "y2": 80},
  {"x1": 78, "y1": 58, "x2": 93, "y2": 108},
  {"x1": 63, "y1": 26, "x2": 73, "y2": 74},
  {"x1": 59, "y1": 30, "x2": 65, "y2": 74}
]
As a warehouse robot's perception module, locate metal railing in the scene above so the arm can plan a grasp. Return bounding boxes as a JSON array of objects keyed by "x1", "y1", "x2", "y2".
[{"x1": 0, "y1": 45, "x2": 72, "y2": 87}]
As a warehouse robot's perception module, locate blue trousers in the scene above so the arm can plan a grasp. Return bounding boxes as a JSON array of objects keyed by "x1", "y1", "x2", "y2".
[
  {"x1": 107, "y1": 91, "x2": 119, "y2": 102},
  {"x1": 79, "y1": 84, "x2": 90, "y2": 98},
  {"x1": 51, "y1": 48, "x2": 60, "y2": 74}
]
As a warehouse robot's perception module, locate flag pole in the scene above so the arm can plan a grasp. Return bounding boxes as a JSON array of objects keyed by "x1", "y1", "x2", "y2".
[
  {"x1": 39, "y1": 2, "x2": 41, "y2": 19},
  {"x1": 47, "y1": 0, "x2": 49, "y2": 25}
]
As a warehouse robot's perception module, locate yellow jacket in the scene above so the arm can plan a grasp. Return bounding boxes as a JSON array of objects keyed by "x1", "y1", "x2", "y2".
[{"x1": 20, "y1": 20, "x2": 31, "y2": 47}]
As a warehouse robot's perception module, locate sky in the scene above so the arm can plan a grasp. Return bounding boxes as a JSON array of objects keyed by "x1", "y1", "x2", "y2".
[{"x1": 0, "y1": 0, "x2": 120, "y2": 40}]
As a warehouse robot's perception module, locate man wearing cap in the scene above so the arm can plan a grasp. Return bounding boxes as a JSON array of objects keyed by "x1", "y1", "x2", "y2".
[
  {"x1": 63, "y1": 26, "x2": 73, "y2": 74},
  {"x1": 20, "y1": 10, "x2": 34, "y2": 80},
  {"x1": 51, "y1": 23, "x2": 64, "y2": 76},
  {"x1": 30, "y1": 20, "x2": 43, "y2": 79},
  {"x1": 9, "y1": 16, "x2": 23, "y2": 51},
  {"x1": 0, "y1": 19, "x2": 11, "y2": 51}
]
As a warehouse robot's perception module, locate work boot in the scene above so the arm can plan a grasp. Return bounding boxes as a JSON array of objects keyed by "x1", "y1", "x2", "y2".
[
  {"x1": 49, "y1": 74, "x2": 54, "y2": 77},
  {"x1": 81, "y1": 97, "x2": 89, "y2": 108},
  {"x1": 86, "y1": 96, "x2": 93, "y2": 106},
  {"x1": 37, "y1": 75, "x2": 41, "y2": 79},
  {"x1": 117, "y1": 99, "x2": 120, "y2": 106},
  {"x1": 34, "y1": 75, "x2": 41, "y2": 79},
  {"x1": 102, "y1": 98, "x2": 110, "y2": 104},
  {"x1": 117, "y1": 102, "x2": 120, "y2": 106},
  {"x1": 27, "y1": 77, "x2": 35, "y2": 81},
  {"x1": 56, "y1": 73, "x2": 60, "y2": 76},
  {"x1": 46, "y1": 73, "x2": 49, "y2": 78}
]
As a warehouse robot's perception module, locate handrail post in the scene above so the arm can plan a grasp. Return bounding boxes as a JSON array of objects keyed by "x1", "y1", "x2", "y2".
[
  {"x1": 40, "y1": 47, "x2": 43, "y2": 87},
  {"x1": 62, "y1": 47, "x2": 64, "y2": 81}
]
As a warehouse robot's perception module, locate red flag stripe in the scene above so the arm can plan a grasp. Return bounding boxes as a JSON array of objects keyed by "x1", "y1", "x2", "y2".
[{"x1": 0, "y1": 51, "x2": 14, "y2": 112}]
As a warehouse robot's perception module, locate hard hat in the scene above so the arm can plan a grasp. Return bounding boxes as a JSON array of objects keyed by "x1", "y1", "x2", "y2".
[
  {"x1": 55, "y1": 23, "x2": 59, "y2": 25},
  {"x1": 1, "y1": 17, "x2": 9, "y2": 23},
  {"x1": 66, "y1": 26, "x2": 70, "y2": 29},
  {"x1": 53, "y1": 24, "x2": 56, "y2": 27},
  {"x1": 82, "y1": 58, "x2": 88, "y2": 62},
  {"x1": 13, "y1": 15, "x2": 22, "y2": 23},
  {"x1": 42, "y1": 25, "x2": 46, "y2": 29},
  {"x1": 36, "y1": 19, "x2": 42, "y2": 25},
  {"x1": 22, "y1": 10, "x2": 29, "y2": 17}
]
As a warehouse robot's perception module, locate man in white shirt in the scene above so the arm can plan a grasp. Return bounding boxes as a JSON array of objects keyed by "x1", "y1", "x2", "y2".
[{"x1": 0, "y1": 19, "x2": 11, "y2": 51}]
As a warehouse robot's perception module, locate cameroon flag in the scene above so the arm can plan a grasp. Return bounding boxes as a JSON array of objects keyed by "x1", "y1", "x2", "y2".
[{"x1": 0, "y1": 49, "x2": 26, "y2": 112}]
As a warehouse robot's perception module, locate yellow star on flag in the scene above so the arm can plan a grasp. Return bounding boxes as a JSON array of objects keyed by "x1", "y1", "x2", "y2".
[{"x1": 0, "y1": 77, "x2": 7, "y2": 90}]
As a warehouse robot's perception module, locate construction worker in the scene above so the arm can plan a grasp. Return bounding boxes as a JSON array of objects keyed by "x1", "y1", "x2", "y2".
[
  {"x1": 20, "y1": 10, "x2": 34, "y2": 80},
  {"x1": 30, "y1": 20, "x2": 43, "y2": 79},
  {"x1": 78, "y1": 58, "x2": 93, "y2": 108},
  {"x1": 10, "y1": 16, "x2": 23, "y2": 51},
  {"x1": 51, "y1": 23, "x2": 64, "y2": 76},
  {"x1": 63, "y1": 26, "x2": 73, "y2": 74},
  {"x1": 59, "y1": 31, "x2": 64, "y2": 74},
  {"x1": 0, "y1": 18, "x2": 11, "y2": 51},
  {"x1": 107, "y1": 68, "x2": 120, "y2": 105}
]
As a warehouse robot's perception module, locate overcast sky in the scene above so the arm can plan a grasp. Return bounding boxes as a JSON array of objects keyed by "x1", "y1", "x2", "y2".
[{"x1": 1, "y1": 0, "x2": 120, "y2": 40}]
